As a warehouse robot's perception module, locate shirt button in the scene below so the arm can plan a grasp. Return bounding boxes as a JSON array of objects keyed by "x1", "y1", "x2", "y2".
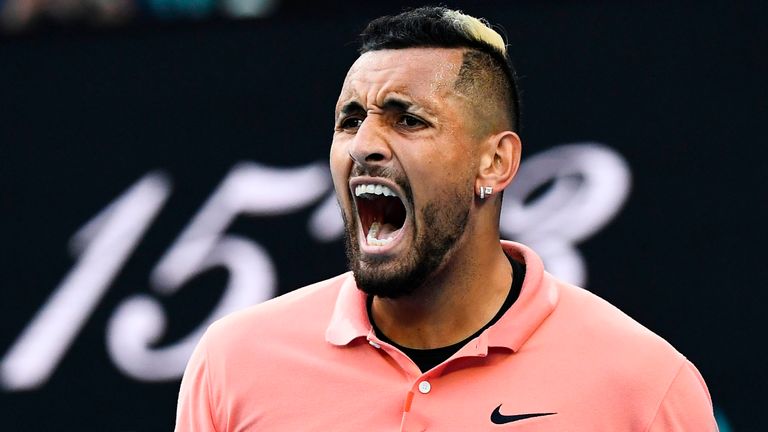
[{"x1": 418, "y1": 380, "x2": 431, "y2": 394}]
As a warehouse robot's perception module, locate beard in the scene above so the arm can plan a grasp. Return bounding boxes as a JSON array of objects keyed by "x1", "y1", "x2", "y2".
[{"x1": 342, "y1": 180, "x2": 471, "y2": 299}]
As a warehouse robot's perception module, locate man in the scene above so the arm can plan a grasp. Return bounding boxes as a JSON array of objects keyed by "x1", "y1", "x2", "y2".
[{"x1": 176, "y1": 7, "x2": 717, "y2": 431}]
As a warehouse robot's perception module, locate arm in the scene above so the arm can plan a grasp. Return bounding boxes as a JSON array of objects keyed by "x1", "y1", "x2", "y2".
[
  {"x1": 175, "y1": 331, "x2": 219, "y2": 432},
  {"x1": 646, "y1": 360, "x2": 718, "y2": 432}
]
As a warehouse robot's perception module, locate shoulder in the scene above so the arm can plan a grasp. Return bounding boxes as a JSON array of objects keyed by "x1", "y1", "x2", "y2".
[
  {"x1": 551, "y1": 275, "x2": 681, "y2": 357},
  {"x1": 539, "y1": 276, "x2": 716, "y2": 426},
  {"x1": 541, "y1": 275, "x2": 689, "y2": 386},
  {"x1": 523, "y1": 274, "x2": 716, "y2": 430},
  {"x1": 202, "y1": 272, "x2": 352, "y2": 352},
  {"x1": 176, "y1": 273, "x2": 356, "y2": 431}
]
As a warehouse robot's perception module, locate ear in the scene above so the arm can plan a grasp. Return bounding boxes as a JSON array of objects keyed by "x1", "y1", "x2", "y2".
[{"x1": 475, "y1": 131, "x2": 521, "y2": 197}]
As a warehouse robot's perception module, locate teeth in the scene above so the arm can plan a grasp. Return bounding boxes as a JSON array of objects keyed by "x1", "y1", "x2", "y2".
[
  {"x1": 355, "y1": 184, "x2": 396, "y2": 197},
  {"x1": 367, "y1": 237, "x2": 392, "y2": 246},
  {"x1": 366, "y1": 221, "x2": 394, "y2": 246}
]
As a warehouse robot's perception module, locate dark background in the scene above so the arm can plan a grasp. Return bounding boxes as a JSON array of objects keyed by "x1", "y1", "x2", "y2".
[{"x1": 1, "y1": 1, "x2": 765, "y2": 430}]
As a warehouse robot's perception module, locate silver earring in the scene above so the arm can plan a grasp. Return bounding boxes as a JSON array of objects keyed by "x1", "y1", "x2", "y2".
[{"x1": 479, "y1": 186, "x2": 493, "y2": 199}]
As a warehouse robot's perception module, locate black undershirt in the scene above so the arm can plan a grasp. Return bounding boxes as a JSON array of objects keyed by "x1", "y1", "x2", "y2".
[{"x1": 367, "y1": 257, "x2": 526, "y2": 372}]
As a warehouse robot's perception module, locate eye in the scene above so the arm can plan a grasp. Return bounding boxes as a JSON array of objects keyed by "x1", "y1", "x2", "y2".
[
  {"x1": 338, "y1": 116, "x2": 363, "y2": 131},
  {"x1": 396, "y1": 114, "x2": 426, "y2": 129}
]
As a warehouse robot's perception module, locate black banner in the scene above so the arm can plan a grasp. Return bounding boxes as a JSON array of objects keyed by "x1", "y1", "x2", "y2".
[{"x1": 1, "y1": 2, "x2": 765, "y2": 430}]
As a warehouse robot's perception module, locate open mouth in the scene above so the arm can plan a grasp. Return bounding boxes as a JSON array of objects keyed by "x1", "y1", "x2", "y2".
[{"x1": 352, "y1": 182, "x2": 408, "y2": 248}]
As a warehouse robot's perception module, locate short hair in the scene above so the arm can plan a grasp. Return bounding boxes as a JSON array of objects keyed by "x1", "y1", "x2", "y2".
[{"x1": 359, "y1": 6, "x2": 521, "y2": 132}]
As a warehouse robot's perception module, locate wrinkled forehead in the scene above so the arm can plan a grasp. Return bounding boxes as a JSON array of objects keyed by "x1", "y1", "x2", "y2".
[{"x1": 336, "y1": 48, "x2": 465, "y2": 110}]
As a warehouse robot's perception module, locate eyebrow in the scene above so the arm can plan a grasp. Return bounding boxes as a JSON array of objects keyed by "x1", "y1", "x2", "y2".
[
  {"x1": 337, "y1": 101, "x2": 364, "y2": 119},
  {"x1": 338, "y1": 97, "x2": 418, "y2": 118},
  {"x1": 379, "y1": 97, "x2": 413, "y2": 112}
]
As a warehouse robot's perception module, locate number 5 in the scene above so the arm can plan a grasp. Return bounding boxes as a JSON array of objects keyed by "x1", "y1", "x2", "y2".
[{"x1": 106, "y1": 161, "x2": 331, "y2": 380}]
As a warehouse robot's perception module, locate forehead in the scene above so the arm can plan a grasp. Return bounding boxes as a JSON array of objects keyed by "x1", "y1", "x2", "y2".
[{"x1": 336, "y1": 48, "x2": 465, "y2": 110}]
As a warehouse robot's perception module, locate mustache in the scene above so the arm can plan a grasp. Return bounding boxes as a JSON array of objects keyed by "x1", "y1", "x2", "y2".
[
  {"x1": 350, "y1": 165, "x2": 414, "y2": 205},
  {"x1": 350, "y1": 165, "x2": 396, "y2": 178}
]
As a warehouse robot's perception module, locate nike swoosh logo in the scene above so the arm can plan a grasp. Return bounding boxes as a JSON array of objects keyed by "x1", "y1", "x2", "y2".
[{"x1": 490, "y1": 404, "x2": 556, "y2": 424}]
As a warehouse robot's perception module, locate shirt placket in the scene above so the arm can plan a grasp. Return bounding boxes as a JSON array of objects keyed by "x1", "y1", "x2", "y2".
[{"x1": 366, "y1": 330, "x2": 491, "y2": 431}]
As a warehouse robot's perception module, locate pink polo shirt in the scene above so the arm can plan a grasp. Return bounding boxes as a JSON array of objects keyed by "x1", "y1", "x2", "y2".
[{"x1": 175, "y1": 241, "x2": 717, "y2": 431}]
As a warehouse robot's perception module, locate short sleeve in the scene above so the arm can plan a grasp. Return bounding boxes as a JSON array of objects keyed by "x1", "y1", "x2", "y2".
[
  {"x1": 646, "y1": 360, "x2": 719, "y2": 432},
  {"x1": 175, "y1": 331, "x2": 219, "y2": 432}
]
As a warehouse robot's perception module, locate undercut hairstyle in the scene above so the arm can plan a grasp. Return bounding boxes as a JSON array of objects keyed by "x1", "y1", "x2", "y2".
[{"x1": 359, "y1": 6, "x2": 521, "y2": 132}]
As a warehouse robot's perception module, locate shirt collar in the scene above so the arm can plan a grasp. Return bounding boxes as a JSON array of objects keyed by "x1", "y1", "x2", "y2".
[
  {"x1": 325, "y1": 241, "x2": 559, "y2": 351},
  {"x1": 325, "y1": 273, "x2": 371, "y2": 346},
  {"x1": 485, "y1": 241, "x2": 559, "y2": 351}
]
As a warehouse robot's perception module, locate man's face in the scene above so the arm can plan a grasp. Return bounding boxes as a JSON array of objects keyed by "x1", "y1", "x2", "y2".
[{"x1": 330, "y1": 48, "x2": 480, "y2": 298}]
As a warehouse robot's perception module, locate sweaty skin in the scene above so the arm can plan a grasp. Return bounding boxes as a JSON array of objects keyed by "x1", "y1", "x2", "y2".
[{"x1": 330, "y1": 48, "x2": 522, "y2": 349}]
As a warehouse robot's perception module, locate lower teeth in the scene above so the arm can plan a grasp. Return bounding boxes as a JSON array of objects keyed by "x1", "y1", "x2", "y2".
[{"x1": 366, "y1": 221, "x2": 393, "y2": 246}]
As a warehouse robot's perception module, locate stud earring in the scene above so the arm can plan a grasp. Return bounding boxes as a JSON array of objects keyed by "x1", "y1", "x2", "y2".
[{"x1": 479, "y1": 186, "x2": 493, "y2": 199}]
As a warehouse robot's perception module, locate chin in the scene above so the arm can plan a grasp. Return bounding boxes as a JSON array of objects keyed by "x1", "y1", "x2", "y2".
[{"x1": 344, "y1": 203, "x2": 468, "y2": 299}]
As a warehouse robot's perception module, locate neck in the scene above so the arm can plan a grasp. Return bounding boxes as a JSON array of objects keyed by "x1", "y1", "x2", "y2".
[{"x1": 370, "y1": 224, "x2": 512, "y2": 349}]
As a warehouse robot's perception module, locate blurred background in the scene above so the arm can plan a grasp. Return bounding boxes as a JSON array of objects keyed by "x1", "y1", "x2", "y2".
[{"x1": 1, "y1": 1, "x2": 765, "y2": 430}]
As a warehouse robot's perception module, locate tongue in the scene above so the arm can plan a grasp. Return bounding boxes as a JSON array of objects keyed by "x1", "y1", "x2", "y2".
[{"x1": 375, "y1": 221, "x2": 398, "y2": 239}]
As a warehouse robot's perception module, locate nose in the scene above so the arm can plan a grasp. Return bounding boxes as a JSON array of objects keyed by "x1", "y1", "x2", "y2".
[{"x1": 348, "y1": 116, "x2": 392, "y2": 168}]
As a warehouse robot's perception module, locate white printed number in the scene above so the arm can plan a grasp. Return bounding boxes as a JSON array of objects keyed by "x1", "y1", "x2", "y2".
[
  {"x1": 500, "y1": 143, "x2": 630, "y2": 286},
  {"x1": 0, "y1": 162, "x2": 331, "y2": 390}
]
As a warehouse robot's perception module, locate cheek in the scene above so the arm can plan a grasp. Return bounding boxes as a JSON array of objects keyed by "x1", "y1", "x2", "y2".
[
  {"x1": 408, "y1": 161, "x2": 472, "y2": 209},
  {"x1": 329, "y1": 140, "x2": 352, "y2": 203},
  {"x1": 407, "y1": 145, "x2": 474, "y2": 190}
]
